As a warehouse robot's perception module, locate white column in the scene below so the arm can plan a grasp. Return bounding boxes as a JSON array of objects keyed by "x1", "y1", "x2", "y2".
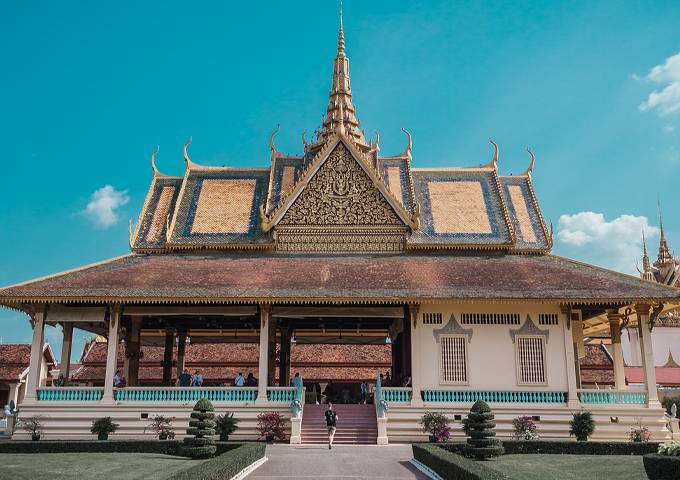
[
  {"x1": 409, "y1": 304, "x2": 423, "y2": 407},
  {"x1": 636, "y1": 304, "x2": 660, "y2": 407},
  {"x1": 60, "y1": 323, "x2": 74, "y2": 384},
  {"x1": 607, "y1": 312, "x2": 626, "y2": 390},
  {"x1": 561, "y1": 312, "x2": 580, "y2": 407},
  {"x1": 24, "y1": 306, "x2": 46, "y2": 403},
  {"x1": 255, "y1": 303, "x2": 270, "y2": 406},
  {"x1": 103, "y1": 305, "x2": 122, "y2": 404}
]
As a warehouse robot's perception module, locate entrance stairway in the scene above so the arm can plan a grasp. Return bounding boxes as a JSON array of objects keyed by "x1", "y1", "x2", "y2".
[{"x1": 301, "y1": 404, "x2": 378, "y2": 444}]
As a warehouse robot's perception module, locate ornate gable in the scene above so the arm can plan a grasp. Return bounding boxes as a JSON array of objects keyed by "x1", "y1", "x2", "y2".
[{"x1": 276, "y1": 142, "x2": 409, "y2": 253}]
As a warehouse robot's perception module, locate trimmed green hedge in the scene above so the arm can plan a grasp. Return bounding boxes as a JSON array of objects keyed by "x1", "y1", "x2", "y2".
[
  {"x1": 436, "y1": 441, "x2": 658, "y2": 456},
  {"x1": 0, "y1": 440, "x2": 243, "y2": 457},
  {"x1": 168, "y1": 442, "x2": 266, "y2": 480},
  {"x1": 412, "y1": 444, "x2": 510, "y2": 480},
  {"x1": 643, "y1": 454, "x2": 680, "y2": 480}
]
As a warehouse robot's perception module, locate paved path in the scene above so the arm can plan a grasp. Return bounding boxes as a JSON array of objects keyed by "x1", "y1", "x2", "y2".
[{"x1": 248, "y1": 444, "x2": 429, "y2": 480}]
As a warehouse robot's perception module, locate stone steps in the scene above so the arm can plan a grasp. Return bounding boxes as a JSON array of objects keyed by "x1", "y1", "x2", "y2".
[{"x1": 301, "y1": 404, "x2": 378, "y2": 444}]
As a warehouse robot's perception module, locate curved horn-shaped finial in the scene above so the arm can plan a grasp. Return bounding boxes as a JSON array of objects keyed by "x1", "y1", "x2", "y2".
[
  {"x1": 401, "y1": 126, "x2": 412, "y2": 158},
  {"x1": 636, "y1": 262, "x2": 643, "y2": 275},
  {"x1": 371, "y1": 130, "x2": 380, "y2": 152},
  {"x1": 183, "y1": 137, "x2": 194, "y2": 169},
  {"x1": 522, "y1": 147, "x2": 535, "y2": 177},
  {"x1": 151, "y1": 145, "x2": 160, "y2": 174},
  {"x1": 301, "y1": 129, "x2": 308, "y2": 148},
  {"x1": 479, "y1": 138, "x2": 499, "y2": 170},
  {"x1": 549, "y1": 219, "x2": 554, "y2": 248},
  {"x1": 270, "y1": 125, "x2": 281, "y2": 159},
  {"x1": 128, "y1": 219, "x2": 133, "y2": 248}
]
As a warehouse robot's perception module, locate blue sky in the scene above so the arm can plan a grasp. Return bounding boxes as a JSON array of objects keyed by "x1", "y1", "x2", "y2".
[{"x1": 1, "y1": 1, "x2": 678, "y2": 361}]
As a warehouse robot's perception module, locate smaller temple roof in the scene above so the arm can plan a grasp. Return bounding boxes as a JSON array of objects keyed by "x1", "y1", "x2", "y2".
[{"x1": 0, "y1": 343, "x2": 55, "y2": 383}]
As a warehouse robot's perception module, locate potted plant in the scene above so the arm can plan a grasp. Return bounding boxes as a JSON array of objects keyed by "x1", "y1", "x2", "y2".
[
  {"x1": 629, "y1": 417, "x2": 652, "y2": 443},
  {"x1": 90, "y1": 416, "x2": 119, "y2": 440},
  {"x1": 18, "y1": 414, "x2": 47, "y2": 441},
  {"x1": 418, "y1": 411, "x2": 450, "y2": 443},
  {"x1": 569, "y1": 411, "x2": 595, "y2": 441},
  {"x1": 511, "y1": 416, "x2": 540, "y2": 440},
  {"x1": 256, "y1": 411, "x2": 286, "y2": 443},
  {"x1": 145, "y1": 414, "x2": 176, "y2": 440},
  {"x1": 215, "y1": 412, "x2": 240, "y2": 442}
]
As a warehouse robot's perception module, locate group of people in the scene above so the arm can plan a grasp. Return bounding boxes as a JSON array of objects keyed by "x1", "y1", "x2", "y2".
[
  {"x1": 322, "y1": 379, "x2": 371, "y2": 404},
  {"x1": 234, "y1": 372, "x2": 258, "y2": 386},
  {"x1": 381, "y1": 371, "x2": 411, "y2": 388},
  {"x1": 176, "y1": 369, "x2": 204, "y2": 387}
]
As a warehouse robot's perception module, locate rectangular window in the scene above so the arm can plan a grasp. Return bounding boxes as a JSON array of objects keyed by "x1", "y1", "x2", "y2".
[
  {"x1": 460, "y1": 313, "x2": 520, "y2": 325},
  {"x1": 440, "y1": 335, "x2": 468, "y2": 384},
  {"x1": 516, "y1": 336, "x2": 547, "y2": 385},
  {"x1": 423, "y1": 313, "x2": 443, "y2": 325},
  {"x1": 538, "y1": 314, "x2": 558, "y2": 325}
]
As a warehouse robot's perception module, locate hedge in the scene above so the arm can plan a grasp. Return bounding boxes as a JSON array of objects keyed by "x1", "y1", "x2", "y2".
[
  {"x1": 0, "y1": 440, "x2": 244, "y2": 457},
  {"x1": 412, "y1": 444, "x2": 510, "y2": 480},
  {"x1": 436, "y1": 441, "x2": 658, "y2": 456},
  {"x1": 643, "y1": 454, "x2": 680, "y2": 480},
  {"x1": 167, "y1": 442, "x2": 266, "y2": 480}
]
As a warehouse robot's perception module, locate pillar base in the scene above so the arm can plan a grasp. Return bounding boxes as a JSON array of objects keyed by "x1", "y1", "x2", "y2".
[
  {"x1": 3, "y1": 414, "x2": 16, "y2": 437},
  {"x1": 670, "y1": 418, "x2": 679, "y2": 440},
  {"x1": 377, "y1": 417, "x2": 388, "y2": 445},
  {"x1": 410, "y1": 396, "x2": 424, "y2": 408},
  {"x1": 290, "y1": 417, "x2": 302, "y2": 444},
  {"x1": 254, "y1": 397, "x2": 270, "y2": 407}
]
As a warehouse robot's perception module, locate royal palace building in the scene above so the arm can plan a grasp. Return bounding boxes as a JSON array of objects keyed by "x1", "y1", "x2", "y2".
[{"x1": 2, "y1": 18, "x2": 680, "y2": 443}]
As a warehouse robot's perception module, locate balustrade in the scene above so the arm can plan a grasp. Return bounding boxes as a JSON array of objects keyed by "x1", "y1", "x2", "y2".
[
  {"x1": 577, "y1": 389, "x2": 646, "y2": 405},
  {"x1": 114, "y1": 387, "x2": 259, "y2": 403},
  {"x1": 421, "y1": 390, "x2": 567, "y2": 404},
  {"x1": 37, "y1": 387, "x2": 104, "y2": 401},
  {"x1": 381, "y1": 387, "x2": 412, "y2": 403},
  {"x1": 267, "y1": 387, "x2": 297, "y2": 402}
]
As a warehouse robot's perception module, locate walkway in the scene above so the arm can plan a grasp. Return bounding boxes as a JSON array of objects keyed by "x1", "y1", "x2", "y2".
[{"x1": 248, "y1": 444, "x2": 429, "y2": 480}]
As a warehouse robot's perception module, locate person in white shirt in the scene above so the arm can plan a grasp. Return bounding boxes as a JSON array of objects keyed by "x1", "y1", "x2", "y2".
[{"x1": 235, "y1": 372, "x2": 245, "y2": 387}]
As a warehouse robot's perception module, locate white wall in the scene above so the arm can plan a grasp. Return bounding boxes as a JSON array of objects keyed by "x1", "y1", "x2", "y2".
[
  {"x1": 622, "y1": 326, "x2": 680, "y2": 366},
  {"x1": 418, "y1": 303, "x2": 568, "y2": 391}
]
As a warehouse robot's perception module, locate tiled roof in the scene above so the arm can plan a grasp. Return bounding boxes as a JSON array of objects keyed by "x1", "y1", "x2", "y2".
[
  {"x1": 167, "y1": 168, "x2": 273, "y2": 247},
  {"x1": 580, "y1": 369, "x2": 614, "y2": 385},
  {"x1": 0, "y1": 343, "x2": 51, "y2": 383},
  {"x1": 2, "y1": 252, "x2": 680, "y2": 303},
  {"x1": 579, "y1": 345, "x2": 612, "y2": 367},
  {"x1": 624, "y1": 367, "x2": 680, "y2": 385},
  {"x1": 132, "y1": 177, "x2": 183, "y2": 250},
  {"x1": 267, "y1": 157, "x2": 304, "y2": 214},
  {"x1": 499, "y1": 176, "x2": 550, "y2": 252},
  {"x1": 409, "y1": 169, "x2": 514, "y2": 246},
  {"x1": 377, "y1": 157, "x2": 415, "y2": 213}
]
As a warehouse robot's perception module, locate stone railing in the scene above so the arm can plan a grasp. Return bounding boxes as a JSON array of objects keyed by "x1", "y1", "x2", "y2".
[
  {"x1": 114, "y1": 387, "x2": 258, "y2": 403},
  {"x1": 422, "y1": 390, "x2": 567, "y2": 404},
  {"x1": 577, "y1": 389, "x2": 646, "y2": 405},
  {"x1": 381, "y1": 387, "x2": 412, "y2": 403},
  {"x1": 37, "y1": 387, "x2": 104, "y2": 402},
  {"x1": 267, "y1": 387, "x2": 298, "y2": 402}
]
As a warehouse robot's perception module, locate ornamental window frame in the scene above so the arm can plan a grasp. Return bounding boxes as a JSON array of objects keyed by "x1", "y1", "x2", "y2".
[
  {"x1": 515, "y1": 335, "x2": 548, "y2": 386},
  {"x1": 439, "y1": 334, "x2": 469, "y2": 385}
]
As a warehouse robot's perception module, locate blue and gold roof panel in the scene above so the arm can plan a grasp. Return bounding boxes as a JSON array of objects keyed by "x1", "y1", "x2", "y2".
[
  {"x1": 409, "y1": 170, "x2": 513, "y2": 246},
  {"x1": 132, "y1": 177, "x2": 183, "y2": 250},
  {"x1": 500, "y1": 176, "x2": 550, "y2": 251},
  {"x1": 377, "y1": 157, "x2": 414, "y2": 213},
  {"x1": 267, "y1": 157, "x2": 304, "y2": 213}
]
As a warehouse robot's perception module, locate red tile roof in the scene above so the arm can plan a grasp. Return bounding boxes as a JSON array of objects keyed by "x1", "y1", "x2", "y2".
[
  {"x1": 624, "y1": 367, "x2": 680, "y2": 386},
  {"x1": 2, "y1": 253, "x2": 680, "y2": 303},
  {"x1": 0, "y1": 343, "x2": 53, "y2": 383}
]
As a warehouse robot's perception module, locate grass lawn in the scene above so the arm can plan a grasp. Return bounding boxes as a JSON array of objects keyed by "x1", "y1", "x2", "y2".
[
  {"x1": 484, "y1": 454, "x2": 646, "y2": 480},
  {"x1": 0, "y1": 453, "x2": 207, "y2": 480}
]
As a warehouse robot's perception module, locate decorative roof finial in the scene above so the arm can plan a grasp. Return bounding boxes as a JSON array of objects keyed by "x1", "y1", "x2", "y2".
[
  {"x1": 338, "y1": 1, "x2": 345, "y2": 55},
  {"x1": 480, "y1": 139, "x2": 498, "y2": 170},
  {"x1": 659, "y1": 197, "x2": 665, "y2": 240},
  {"x1": 521, "y1": 147, "x2": 535, "y2": 177},
  {"x1": 183, "y1": 137, "x2": 194, "y2": 171},
  {"x1": 401, "y1": 127, "x2": 412, "y2": 158},
  {"x1": 151, "y1": 145, "x2": 160, "y2": 174}
]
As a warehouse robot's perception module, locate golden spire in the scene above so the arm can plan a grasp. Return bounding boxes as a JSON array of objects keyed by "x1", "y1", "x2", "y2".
[
  {"x1": 654, "y1": 198, "x2": 679, "y2": 273},
  {"x1": 311, "y1": 4, "x2": 369, "y2": 150},
  {"x1": 641, "y1": 230, "x2": 655, "y2": 281}
]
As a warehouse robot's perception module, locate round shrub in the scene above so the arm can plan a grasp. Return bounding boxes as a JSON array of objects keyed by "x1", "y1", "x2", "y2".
[
  {"x1": 181, "y1": 398, "x2": 217, "y2": 458},
  {"x1": 462, "y1": 400, "x2": 504, "y2": 460}
]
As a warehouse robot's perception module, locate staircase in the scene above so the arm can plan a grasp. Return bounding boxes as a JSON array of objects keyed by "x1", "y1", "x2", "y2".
[{"x1": 301, "y1": 404, "x2": 378, "y2": 444}]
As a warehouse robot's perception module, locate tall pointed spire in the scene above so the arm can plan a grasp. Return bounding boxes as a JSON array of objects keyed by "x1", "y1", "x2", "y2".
[
  {"x1": 654, "y1": 198, "x2": 679, "y2": 276},
  {"x1": 311, "y1": 3, "x2": 369, "y2": 151},
  {"x1": 641, "y1": 230, "x2": 654, "y2": 281}
]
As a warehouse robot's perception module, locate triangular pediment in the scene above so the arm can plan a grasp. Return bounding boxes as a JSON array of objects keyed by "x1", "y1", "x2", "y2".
[{"x1": 279, "y1": 142, "x2": 404, "y2": 227}]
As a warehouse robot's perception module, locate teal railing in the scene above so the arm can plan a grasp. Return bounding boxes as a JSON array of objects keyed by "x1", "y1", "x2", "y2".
[
  {"x1": 37, "y1": 387, "x2": 104, "y2": 401},
  {"x1": 577, "y1": 389, "x2": 646, "y2": 405},
  {"x1": 422, "y1": 390, "x2": 567, "y2": 404},
  {"x1": 381, "y1": 388, "x2": 412, "y2": 403},
  {"x1": 115, "y1": 387, "x2": 258, "y2": 403},
  {"x1": 267, "y1": 387, "x2": 297, "y2": 402}
]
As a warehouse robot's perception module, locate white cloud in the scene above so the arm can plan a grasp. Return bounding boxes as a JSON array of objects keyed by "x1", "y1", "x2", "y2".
[
  {"x1": 664, "y1": 125, "x2": 675, "y2": 133},
  {"x1": 638, "y1": 52, "x2": 680, "y2": 115},
  {"x1": 81, "y1": 185, "x2": 130, "y2": 228},
  {"x1": 555, "y1": 212, "x2": 659, "y2": 275}
]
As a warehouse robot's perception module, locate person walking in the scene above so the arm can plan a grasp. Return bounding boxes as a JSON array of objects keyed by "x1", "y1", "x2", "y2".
[
  {"x1": 324, "y1": 402, "x2": 338, "y2": 450},
  {"x1": 360, "y1": 380, "x2": 368, "y2": 404}
]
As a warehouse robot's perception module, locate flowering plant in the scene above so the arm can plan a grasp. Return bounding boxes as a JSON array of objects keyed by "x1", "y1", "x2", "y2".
[
  {"x1": 145, "y1": 414, "x2": 176, "y2": 439},
  {"x1": 419, "y1": 411, "x2": 450, "y2": 442},
  {"x1": 256, "y1": 411, "x2": 286, "y2": 442},
  {"x1": 629, "y1": 418, "x2": 652, "y2": 442},
  {"x1": 511, "y1": 416, "x2": 540, "y2": 440}
]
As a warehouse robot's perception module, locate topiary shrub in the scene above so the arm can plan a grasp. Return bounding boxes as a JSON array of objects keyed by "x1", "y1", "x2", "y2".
[
  {"x1": 461, "y1": 400, "x2": 505, "y2": 460},
  {"x1": 181, "y1": 397, "x2": 217, "y2": 458}
]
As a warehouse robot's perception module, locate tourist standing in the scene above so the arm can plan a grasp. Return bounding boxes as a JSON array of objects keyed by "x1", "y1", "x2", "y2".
[
  {"x1": 291, "y1": 372, "x2": 301, "y2": 388},
  {"x1": 325, "y1": 402, "x2": 338, "y2": 450},
  {"x1": 177, "y1": 368, "x2": 192, "y2": 387},
  {"x1": 235, "y1": 372, "x2": 245, "y2": 386},
  {"x1": 247, "y1": 372, "x2": 258, "y2": 386},
  {"x1": 192, "y1": 370, "x2": 203, "y2": 387},
  {"x1": 360, "y1": 380, "x2": 368, "y2": 404}
]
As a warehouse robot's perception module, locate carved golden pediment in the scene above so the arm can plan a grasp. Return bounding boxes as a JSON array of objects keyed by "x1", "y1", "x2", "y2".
[{"x1": 276, "y1": 142, "x2": 408, "y2": 252}]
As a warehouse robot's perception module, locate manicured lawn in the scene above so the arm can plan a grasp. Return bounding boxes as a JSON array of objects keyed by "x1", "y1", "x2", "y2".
[
  {"x1": 0, "y1": 453, "x2": 207, "y2": 480},
  {"x1": 484, "y1": 454, "x2": 646, "y2": 480}
]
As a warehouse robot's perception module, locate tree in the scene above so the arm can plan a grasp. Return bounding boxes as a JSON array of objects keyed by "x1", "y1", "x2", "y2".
[
  {"x1": 462, "y1": 400, "x2": 505, "y2": 459},
  {"x1": 181, "y1": 397, "x2": 217, "y2": 458}
]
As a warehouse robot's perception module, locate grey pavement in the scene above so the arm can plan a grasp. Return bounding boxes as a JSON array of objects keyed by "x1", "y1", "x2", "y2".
[{"x1": 247, "y1": 444, "x2": 430, "y2": 480}]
